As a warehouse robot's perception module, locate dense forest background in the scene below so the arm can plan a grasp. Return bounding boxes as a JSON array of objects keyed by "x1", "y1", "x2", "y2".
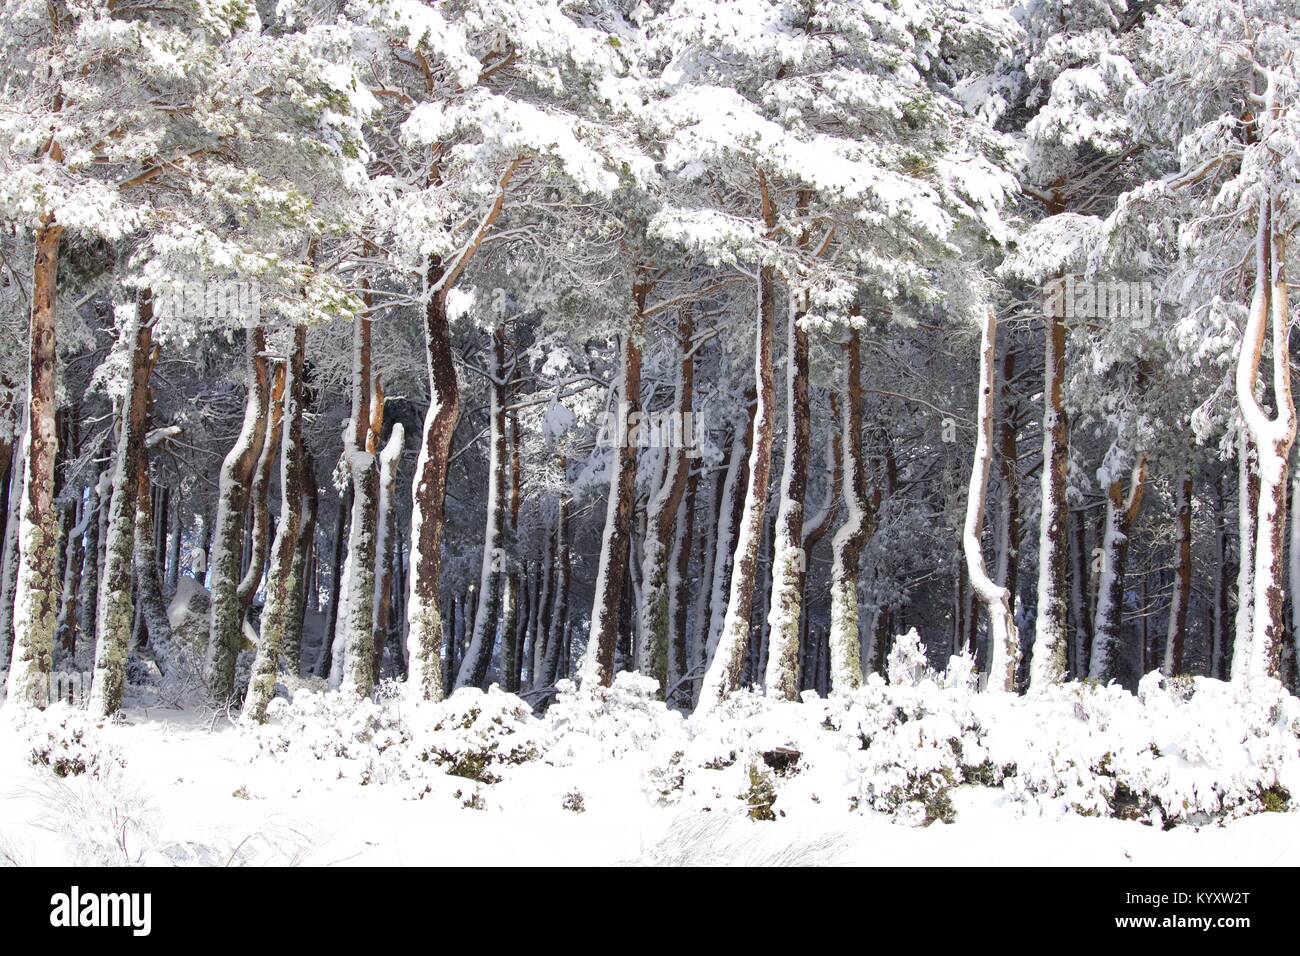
[{"x1": 0, "y1": 0, "x2": 1297, "y2": 724}]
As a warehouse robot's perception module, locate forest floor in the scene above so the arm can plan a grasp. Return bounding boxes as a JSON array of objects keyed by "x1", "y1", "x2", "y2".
[
  {"x1": 2, "y1": 651, "x2": 1299, "y2": 866},
  {"x1": 1, "y1": 712, "x2": 1298, "y2": 866}
]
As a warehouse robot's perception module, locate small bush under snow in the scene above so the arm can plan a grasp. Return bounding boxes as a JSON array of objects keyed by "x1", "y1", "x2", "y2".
[
  {"x1": 15, "y1": 704, "x2": 125, "y2": 780},
  {"x1": 242, "y1": 663, "x2": 1300, "y2": 829},
  {"x1": 411, "y1": 686, "x2": 546, "y2": 783}
]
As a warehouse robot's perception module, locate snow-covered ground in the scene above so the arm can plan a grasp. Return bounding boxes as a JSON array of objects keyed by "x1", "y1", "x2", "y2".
[{"x1": 2, "y1": 637, "x2": 1298, "y2": 867}]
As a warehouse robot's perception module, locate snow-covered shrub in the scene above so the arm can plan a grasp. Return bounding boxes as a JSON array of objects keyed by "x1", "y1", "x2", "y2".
[
  {"x1": 18, "y1": 704, "x2": 124, "y2": 779},
  {"x1": 546, "y1": 673, "x2": 686, "y2": 766},
  {"x1": 253, "y1": 689, "x2": 410, "y2": 785},
  {"x1": 827, "y1": 674, "x2": 993, "y2": 826},
  {"x1": 411, "y1": 686, "x2": 546, "y2": 784},
  {"x1": 649, "y1": 689, "x2": 848, "y2": 817},
  {"x1": 242, "y1": 649, "x2": 1298, "y2": 829},
  {"x1": 942, "y1": 653, "x2": 979, "y2": 692},
  {"x1": 886, "y1": 628, "x2": 932, "y2": 687},
  {"x1": 988, "y1": 675, "x2": 1300, "y2": 826}
]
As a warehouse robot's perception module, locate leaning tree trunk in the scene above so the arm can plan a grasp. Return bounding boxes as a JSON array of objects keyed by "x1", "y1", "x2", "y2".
[
  {"x1": 405, "y1": 264, "x2": 461, "y2": 704},
  {"x1": 827, "y1": 327, "x2": 872, "y2": 694},
  {"x1": 765, "y1": 291, "x2": 811, "y2": 700},
  {"x1": 701, "y1": 407, "x2": 752, "y2": 680},
  {"x1": 963, "y1": 309, "x2": 1020, "y2": 692},
  {"x1": 1028, "y1": 298, "x2": 1070, "y2": 691},
  {"x1": 204, "y1": 326, "x2": 270, "y2": 702},
  {"x1": 88, "y1": 297, "x2": 155, "y2": 718},
  {"x1": 1162, "y1": 472, "x2": 1193, "y2": 676},
  {"x1": 340, "y1": 307, "x2": 384, "y2": 698},
  {"x1": 1235, "y1": 198, "x2": 1294, "y2": 686},
  {"x1": 6, "y1": 215, "x2": 62, "y2": 709},
  {"x1": 580, "y1": 281, "x2": 646, "y2": 688},
  {"x1": 458, "y1": 326, "x2": 510, "y2": 689},
  {"x1": 243, "y1": 326, "x2": 309, "y2": 725},
  {"x1": 236, "y1": 362, "x2": 287, "y2": 605},
  {"x1": 697, "y1": 260, "x2": 778, "y2": 713},
  {"x1": 1088, "y1": 452, "x2": 1147, "y2": 683},
  {"x1": 636, "y1": 306, "x2": 694, "y2": 696}
]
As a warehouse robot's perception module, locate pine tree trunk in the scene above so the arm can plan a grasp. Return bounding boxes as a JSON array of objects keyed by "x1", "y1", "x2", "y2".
[
  {"x1": 88, "y1": 297, "x2": 155, "y2": 718},
  {"x1": 1163, "y1": 473, "x2": 1193, "y2": 676},
  {"x1": 341, "y1": 307, "x2": 384, "y2": 698},
  {"x1": 316, "y1": 486, "x2": 350, "y2": 678},
  {"x1": 6, "y1": 216, "x2": 62, "y2": 709},
  {"x1": 54, "y1": 495, "x2": 89, "y2": 660},
  {"x1": 1210, "y1": 473, "x2": 1230, "y2": 679},
  {"x1": 1235, "y1": 203, "x2": 1294, "y2": 685},
  {"x1": 697, "y1": 256, "x2": 779, "y2": 712},
  {"x1": 133, "y1": 361, "x2": 174, "y2": 674},
  {"x1": 1069, "y1": 508, "x2": 1092, "y2": 679},
  {"x1": 406, "y1": 263, "x2": 461, "y2": 703},
  {"x1": 796, "y1": 391, "x2": 842, "y2": 688},
  {"x1": 580, "y1": 280, "x2": 646, "y2": 687},
  {"x1": 165, "y1": 494, "x2": 182, "y2": 594},
  {"x1": 964, "y1": 309, "x2": 1021, "y2": 692},
  {"x1": 236, "y1": 362, "x2": 286, "y2": 605},
  {"x1": 765, "y1": 291, "x2": 811, "y2": 700},
  {"x1": 371, "y1": 422, "x2": 404, "y2": 682},
  {"x1": 1231, "y1": 433, "x2": 1257, "y2": 682},
  {"x1": 75, "y1": 472, "x2": 106, "y2": 661},
  {"x1": 636, "y1": 306, "x2": 694, "y2": 696},
  {"x1": 284, "y1": 457, "x2": 316, "y2": 679},
  {"x1": 204, "y1": 326, "x2": 270, "y2": 702},
  {"x1": 828, "y1": 327, "x2": 872, "y2": 694},
  {"x1": 541, "y1": 488, "x2": 571, "y2": 689},
  {"x1": 531, "y1": 504, "x2": 555, "y2": 689},
  {"x1": 1089, "y1": 454, "x2": 1147, "y2": 683},
  {"x1": 244, "y1": 326, "x2": 309, "y2": 724},
  {"x1": 1028, "y1": 302, "x2": 1070, "y2": 690},
  {"x1": 689, "y1": 464, "x2": 721, "y2": 684},
  {"x1": 701, "y1": 408, "x2": 752, "y2": 681},
  {"x1": 666, "y1": 469, "x2": 696, "y2": 705},
  {"x1": 0, "y1": 433, "x2": 26, "y2": 671},
  {"x1": 995, "y1": 341, "x2": 1021, "y2": 652},
  {"x1": 500, "y1": 411, "x2": 524, "y2": 693},
  {"x1": 459, "y1": 325, "x2": 510, "y2": 689}
]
